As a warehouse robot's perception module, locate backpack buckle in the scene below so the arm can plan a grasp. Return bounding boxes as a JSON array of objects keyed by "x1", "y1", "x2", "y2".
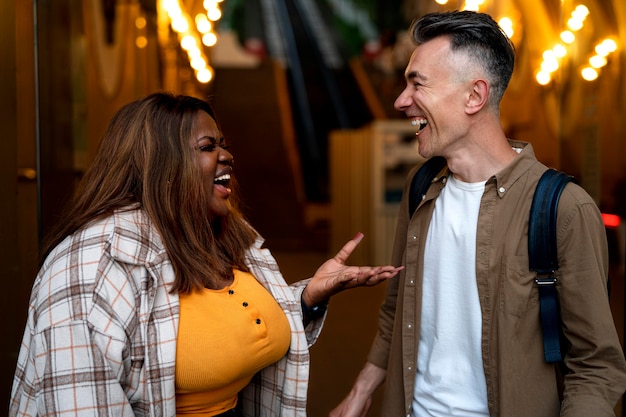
[{"x1": 535, "y1": 272, "x2": 557, "y2": 285}]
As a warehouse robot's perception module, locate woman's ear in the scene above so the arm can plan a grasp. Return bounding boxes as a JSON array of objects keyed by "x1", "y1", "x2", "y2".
[{"x1": 466, "y1": 79, "x2": 489, "y2": 115}]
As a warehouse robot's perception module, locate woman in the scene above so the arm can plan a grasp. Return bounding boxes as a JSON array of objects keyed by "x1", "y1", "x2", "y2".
[{"x1": 9, "y1": 92, "x2": 402, "y2": 417}]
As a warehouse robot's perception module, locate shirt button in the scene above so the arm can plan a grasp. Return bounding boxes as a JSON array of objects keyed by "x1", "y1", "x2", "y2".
[
  {"x1": 242, "y1": 302, "x2": 248, "y2": 307},
  {"x1": 411, "y1": 235, "x2": 417, "y2": 240},
  {"x1": 409, "y1": 280, "x2": 414, "y2": 285},
  {"x1": 499, "y1": 186, "x2": 506, "y2": 193},
  {"x1": 408, "y1": 366, "x2": 412, "y2": 371},
  {"x1": 407, "y1": 323, "x2": 413, "y2": 329},
  {"x1": 256, "y1": 318, "x2": 261, "y2": 324},
  {"x1": 228, "y1": 289, "x2": 234, "y2": 295}
]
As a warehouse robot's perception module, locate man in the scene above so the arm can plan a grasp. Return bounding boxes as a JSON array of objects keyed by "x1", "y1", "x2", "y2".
[{"x1": 331, "y1": 10, "x2": 626, "y2": 417}]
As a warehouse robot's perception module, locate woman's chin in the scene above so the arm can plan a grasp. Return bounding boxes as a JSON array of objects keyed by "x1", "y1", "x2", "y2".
[{"x1": 209, "y1": 204, "x2": 231, "y2": 219}]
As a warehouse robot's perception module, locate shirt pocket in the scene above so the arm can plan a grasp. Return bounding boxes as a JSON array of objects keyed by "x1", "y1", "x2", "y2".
[{"x1": 500, "y1": 254, "x2": 539, "y2": 317}]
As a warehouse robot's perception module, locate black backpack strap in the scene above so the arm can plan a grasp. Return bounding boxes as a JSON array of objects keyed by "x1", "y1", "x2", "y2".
[
  {"x1": 528, "y1": 169, "x2": 574, "y2": 363},
  {"x1": 408, "y1": 156, "x2": 447, "y2": 218}
]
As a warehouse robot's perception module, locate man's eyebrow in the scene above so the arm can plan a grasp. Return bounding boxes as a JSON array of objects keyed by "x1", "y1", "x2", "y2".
[{"x1": 406, "y1": 70, "x2": 427, "y2": 81}]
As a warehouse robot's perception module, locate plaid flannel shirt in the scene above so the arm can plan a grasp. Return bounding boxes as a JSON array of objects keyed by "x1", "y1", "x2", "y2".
[{"x1": 10, "y1": 207, "x2": 324, "y2": 416}]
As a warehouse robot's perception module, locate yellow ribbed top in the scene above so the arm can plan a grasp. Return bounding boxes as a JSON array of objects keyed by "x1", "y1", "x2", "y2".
[{"x1": 175, "y1": 269, "x2": 291, "y2": 416}]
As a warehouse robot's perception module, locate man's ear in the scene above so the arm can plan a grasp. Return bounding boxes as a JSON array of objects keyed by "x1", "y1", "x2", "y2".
[{"x1": 466, "y1": 79, "x2": 489, "y2": 115}]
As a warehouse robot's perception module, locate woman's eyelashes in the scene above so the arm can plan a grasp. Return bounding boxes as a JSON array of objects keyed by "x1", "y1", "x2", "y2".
[
  {"x1": 199, "y1": 144, "x2": 217, "y2": 152},
  {"x1": 198, "y1": 138, "x2": 229, "y2": 152}
]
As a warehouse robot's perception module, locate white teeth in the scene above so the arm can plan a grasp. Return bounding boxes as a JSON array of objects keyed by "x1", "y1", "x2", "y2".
[
  {"x1": 412, "y1": 119, "x2": 428, "y2": 136},
  {"x1": 214, "y1": 173, "x2": 231, "y2": 183},
  {"x1": 411, "y1": 119, "x2": 427, "y2": 128}
]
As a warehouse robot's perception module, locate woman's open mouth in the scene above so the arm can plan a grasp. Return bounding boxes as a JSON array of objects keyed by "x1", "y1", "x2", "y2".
[
  {"x1": 214, "y1": 173, "x2": 231, "y2": 186},
  {"x1": 213, "y1": 173, "x2": 232, "y2": 195}
]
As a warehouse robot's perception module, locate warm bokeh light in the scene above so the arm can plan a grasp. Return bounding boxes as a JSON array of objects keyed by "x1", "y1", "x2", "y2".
[
  {"x1": 542, "y1": 50, "x2": 556, "y2": 61},
  {"x1": 196, "y1": 16, "x2": 212, "y2": 33},
  {"x1": 187, "y1": 46, "x2": 201, "y2": 59},
  {"x1": 159, "y1": 0, "x2": 224, "y2": 84},
  {"x1": 135, "y1": 36, "x2": 148, "y2": 48},
  {"x1": 567, "y1": 18, "x2": 583, "y2": 31},
  {"x1": 162, "y1": 0, "x2": 182, "y2": 17},
  {"x1": 462, "y1": 0, "x2": 485, "y2": 11},
  {"x1": 190, "y1": 56, "x2": 207, "y2": 70},
  {"x1": 589, "y1": 55, "x2": 607, "y2": 68},
  {"x1": 573, "y1": 4, "x2": 590, "y2": 19},
  {"x1": 536, "y1": 70, "x2": 552, "y2": 85},
  {"x1": 578, "y1": 38, "x2": 619, "y2": 81},
  {"x1": 595, "y1": 38, "x2": 618, "y2": 56},
  {"x1": 171, "y1": 16, "x2": 189, "y2": 33},
  {"x1": 196, "y1": 67, "x2": 214, "y2": 83},
  {"x1": 207, "y1": 8, "x2": 222, "y2": 21},
  {"x1": 180, "y1": 34, "x2": 196, "y2": 50},
  {"x1": 535, "y1": 3, "x2": 618, "y2": 85},
  {"x1": 136, "y1": 17, "x2": 147, "y2": 30},
  {"x1": 541, "y1": 58, "x2": 559, "y2": 73},
  {"x1": 202, "y1": 32, "x2": 218, "y2": 47},
  {"x1": 553, "y1": 44, "x2": 567, "y2": 58},
  {"x1": 603, "y1": 39, "x2": 618, "y2": 52},
  {"x1": 498, "y1": 17, "x2": 514, "y2": 38},
  {"x1": 581, "y1": 67, "x2": 599, "y2": 81},
  {"x1": 560, "y1": 30, "x2": 575, "y2": 44},
  {"x1": 566, "y1": 4, "x2": 588, "y2": 32}
]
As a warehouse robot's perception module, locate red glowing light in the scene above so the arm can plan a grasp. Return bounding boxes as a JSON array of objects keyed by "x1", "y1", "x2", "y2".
[{"x1": 602, "y1": 213, "x2": 621, "y2": 229}]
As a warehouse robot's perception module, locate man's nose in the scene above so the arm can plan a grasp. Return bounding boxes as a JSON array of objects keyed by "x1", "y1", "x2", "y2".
[{"x1": 394, "y1": 87, "x2": 412, "y2": 111}]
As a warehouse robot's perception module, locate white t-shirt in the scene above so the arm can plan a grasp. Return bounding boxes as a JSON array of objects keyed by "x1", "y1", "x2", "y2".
[{"x1": 412, "y1": 174, "x2": 489, "y2": 417}]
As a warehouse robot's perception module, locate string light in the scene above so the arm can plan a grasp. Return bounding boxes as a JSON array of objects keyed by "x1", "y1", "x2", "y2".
[
  {"x1": 580, "y1": 67, "x2": 598, "y2": 81},
  {"x1": 195, "y1": 14, "x2": 212, "y2": 33},
  {"x1": 159, "y1": 0, "x2": 223, "y2": 84},
  {"x1": 560, "y1": 31, "x2": 575, "y2": 44},
  {"x1": 536, "y1": 44, "x2": 567, "y2": 85},
  {"x1": 419, "y1": 1, "x2": 618, "y2": 86},
  {"x1": 581, "y1": 38, "x2": 618, "y2": 82},
  {"x1": 498, "y1": 17, "x2": 514, "y2": 38},
  {"x1": 202, "y1": 32, "x2": 218, "y2": 47},
  {"x1": 136, "y1": 36, "x2": 148, "y2": 48},
  {"x1": 536, "y1": 4, "x2": 593, "y2": 85},
  {"x1": 462, "y1": 0, "x2": 485, "y2": 12},
  {"x1": 135, "y1": 16, "x2": 148, "y2": 49}
]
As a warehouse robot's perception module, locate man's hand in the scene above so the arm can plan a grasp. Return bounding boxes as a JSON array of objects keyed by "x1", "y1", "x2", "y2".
[{"x1": 329, "y1": 362, "x2": 387, "y2": 417}]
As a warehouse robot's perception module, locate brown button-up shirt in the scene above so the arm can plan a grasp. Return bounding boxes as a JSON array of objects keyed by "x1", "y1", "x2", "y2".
[{"x1": 368, "y1": 141, "x2": 626, "y2": 417}]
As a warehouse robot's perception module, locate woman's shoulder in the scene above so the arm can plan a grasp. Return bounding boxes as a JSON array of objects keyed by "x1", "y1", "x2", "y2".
[
  {"x1": 40, "y1": 207, "x2": 165, "y2": 283},
  {"x1": 107, "y1": 207, "x2": 167, "y2": 265},
  {"x1": 42, "y1": 213, "x2": 119, "y2": 269},
  {"x1": 32, "y1": 215, "x2": 121, "y2": 329},
  {"x1": 32, "y1": 208, "x2": 169, "y2": 329}
]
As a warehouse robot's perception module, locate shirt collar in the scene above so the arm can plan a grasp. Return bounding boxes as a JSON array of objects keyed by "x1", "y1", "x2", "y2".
[{"x1": 490, "y1": 139, "x2": 538, "y2": 198}]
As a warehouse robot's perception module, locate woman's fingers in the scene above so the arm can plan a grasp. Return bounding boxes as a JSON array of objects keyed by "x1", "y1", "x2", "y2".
[
  {"x1": 333, "y1": 232, "x2": 365, "y2": 265},
  {"x1": 348, "y1": 266, "x2": 404, "y2": 287}
]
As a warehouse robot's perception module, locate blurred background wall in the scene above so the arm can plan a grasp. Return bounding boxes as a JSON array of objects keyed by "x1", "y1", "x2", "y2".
[{"x1": 2, "y1": 0, "x2": 625, "y2": 415}]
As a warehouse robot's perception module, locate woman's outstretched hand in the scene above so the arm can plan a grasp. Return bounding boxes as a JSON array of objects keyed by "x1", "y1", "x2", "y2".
[{"x1": 302, "y1": 232, "x2": 404, "y2": 307}]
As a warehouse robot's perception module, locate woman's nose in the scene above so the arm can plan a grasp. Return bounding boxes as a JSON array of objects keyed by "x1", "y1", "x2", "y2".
[{"x1": 219, "y1": 147, "x2": 234, "y2": 166}]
